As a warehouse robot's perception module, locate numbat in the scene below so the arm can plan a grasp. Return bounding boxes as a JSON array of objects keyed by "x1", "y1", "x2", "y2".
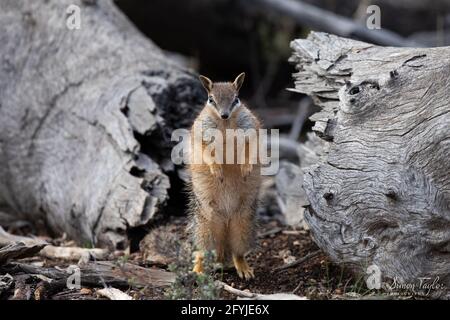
[{"x1": 188, "y1": 73, "x2": 261, "y2": 279}]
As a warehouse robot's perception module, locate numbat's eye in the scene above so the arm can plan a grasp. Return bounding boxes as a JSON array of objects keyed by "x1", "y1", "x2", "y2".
[
  {"x1": 232, "y1": 97, "x2": 240, "y2": 106},
  {"x1": 208, "y1": 96, "x2": 215, "y2": 105}
]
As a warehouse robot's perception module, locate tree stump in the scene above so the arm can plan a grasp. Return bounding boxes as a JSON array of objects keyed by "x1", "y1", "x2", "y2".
[
  {"x1": 0, "y1": 0, "x2": 203, "y2": 248},
  {"x1": 291, "y1": 32, "x2": 450, "y2": 296}
]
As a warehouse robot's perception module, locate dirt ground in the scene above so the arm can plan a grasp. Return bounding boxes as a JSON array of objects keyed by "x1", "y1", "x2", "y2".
[
  {"x1": 218, "y1": 219, "x2": 358, "y2": 299},
  {"x1": 160, "y1": 217, "x2": 367, "y2": 300},
  {"x1": 1, "y1": 215, "x2": 379, "y2": 300}
]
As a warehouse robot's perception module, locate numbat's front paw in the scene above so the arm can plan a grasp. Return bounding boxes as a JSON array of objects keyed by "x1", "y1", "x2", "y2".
[
  {"x1": 233, "y1": 256, "x2": 254, "y2": 280},
  {"x1": 240, "y1": 164, "x2": 253, "y2": 178}
]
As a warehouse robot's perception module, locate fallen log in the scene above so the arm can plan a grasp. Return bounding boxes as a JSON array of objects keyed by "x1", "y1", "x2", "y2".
[
  {"x1": 39, "y1": 246, "x2": 108, "y2": 262},
  {"x1": 243, "y1": 0, "x2": 421, "y2": 47},
  {"x1": 0, "y1": 242, "x2": 47, "y2": 265},
  {"x1": 290, "y1": 32, "x2": 450, "y2": 297},
  {"x1": 1, "y1": 261, "x2": 175, "y2": 289},
  {"x1": 1, "y1": 226, "x2": 107, "y2": 261},
  {"x1": 0, "y1": 226, "x2": 41, "y2": 247},
  {"x1": 0, "y1": 0, "x2": 203, "y2": 248}
]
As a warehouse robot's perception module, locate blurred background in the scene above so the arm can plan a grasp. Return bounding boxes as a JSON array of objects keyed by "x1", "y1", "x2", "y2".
[{"x1": 116, "y1": 0, "x2": 450, "y2": 142}]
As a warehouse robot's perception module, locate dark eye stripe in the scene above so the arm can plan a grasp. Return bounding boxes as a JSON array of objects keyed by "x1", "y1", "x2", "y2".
[
  {"x1": 231, "y1": 97, "x2": 240, "y2": 108},
  {"x1": 208, "y1": 96, "x2": 216, "y2": 106}
]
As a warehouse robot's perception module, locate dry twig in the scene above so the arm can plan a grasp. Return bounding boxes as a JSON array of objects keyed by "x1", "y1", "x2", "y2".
[{"x1": 272, "y1": 250, "x2": 321, "y2": 273}]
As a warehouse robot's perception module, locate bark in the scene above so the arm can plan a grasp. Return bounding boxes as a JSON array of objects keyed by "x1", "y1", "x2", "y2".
[
  {"x1": 0, "y1": 0, "x2": 203, "y2": 248},
  {"x1": 275, "y1": 161, "x2": 309, "y2": 228},
  {"x1": 0, "y1": 242, "x2": 46, "y2": 265},
  {"x1": 291, "y1": 32, "x2": 450, "y2": 297},
  {"x1": 1, "y1": 260, "x2": 175, "y2": 289}
]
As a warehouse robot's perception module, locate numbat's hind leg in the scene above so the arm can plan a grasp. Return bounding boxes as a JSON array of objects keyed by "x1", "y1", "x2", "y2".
[
  {"x1": 229, "y1": 214, "x2": 255, "y2": 280},
  {"x1": 232, "y1": 255, "x2": 254, "y2": 279},
  {"x1": 192, "y1": 251, "x2": 204, "y2": 273}
]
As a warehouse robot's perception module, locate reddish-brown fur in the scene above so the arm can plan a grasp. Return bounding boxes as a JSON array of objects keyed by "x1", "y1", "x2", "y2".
[{"x1": 188, "y1": 73, "x2": 261, "y2": 279}]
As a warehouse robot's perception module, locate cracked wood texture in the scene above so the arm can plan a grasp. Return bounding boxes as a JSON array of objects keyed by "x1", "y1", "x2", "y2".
[
  {"x1": 291, "y1": 32, "x2": 450, "y2": 296},
  {"x1": 0, "y1": 0, "x2": 203, "y2": 248}
]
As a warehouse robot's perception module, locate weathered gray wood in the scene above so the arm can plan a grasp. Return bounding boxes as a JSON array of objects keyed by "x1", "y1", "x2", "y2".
[
  {"x1": 275, "y1": 161, "x2": 308, "y2": 228},
  {"x1": 0, "y1": 0, "x2": 203, "y2": 248},
  {"x1": 291, "y1": 32, "x2": 450, "y2": 297},
  {"x1": 1, "y1": 261, "x2": 175, "y2": 289},
  {"x1": 0, "y1": 274, "x2": 13, "y2": 295},
  {"x1": 0, "y1": 242, "x2": 46, "y2": 265}
]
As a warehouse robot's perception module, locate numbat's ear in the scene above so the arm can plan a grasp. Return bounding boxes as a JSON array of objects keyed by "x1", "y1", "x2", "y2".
[
  {"x1": 199, "y1": 75, "x2": 213, "y2": 93},
  {"x1": 233, "y1": 72, "x2": 245, "y2": 92}
]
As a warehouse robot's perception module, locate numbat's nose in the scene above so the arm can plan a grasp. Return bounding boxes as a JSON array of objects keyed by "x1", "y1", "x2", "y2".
[{"x1": 221, "y1": 113, "x2": 229, "y2": 119}]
